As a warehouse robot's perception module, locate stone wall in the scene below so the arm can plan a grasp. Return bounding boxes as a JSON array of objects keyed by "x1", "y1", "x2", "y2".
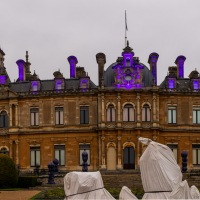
[{"x1": 37, "y1": 172, "x2": 200, "y2": 189}]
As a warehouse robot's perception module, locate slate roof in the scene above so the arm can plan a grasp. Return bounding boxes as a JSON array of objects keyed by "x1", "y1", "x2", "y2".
[{"x1": 9, "y1": 78, "x2": 97, "y2": 93}]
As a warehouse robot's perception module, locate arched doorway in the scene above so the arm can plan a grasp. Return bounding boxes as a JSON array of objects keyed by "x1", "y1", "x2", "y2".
[
  {"x1": 107, "y1": 143, "x2": 116, "y2": 170},
  {"x1": 123, "y1": 143, "x2": 135, "y2": 169}
]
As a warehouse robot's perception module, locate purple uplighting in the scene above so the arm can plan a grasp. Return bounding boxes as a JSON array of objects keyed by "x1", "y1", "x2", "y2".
[
  {"x1": 67, "y1": 56, "x2": 78, "y2": 78},
  {"x1": 55, "y1": 79, "x2": 63, "y2": 90},
  {"x1": 168, "y1": 79, "x2": 175, "y2": 89},
  {"x1": 16, "y1": 59, "x2": 26, "y2": 81},
  {"x1": 193, "y1": 80, "x2": 199, "y2": 90},
  {"x1": 80, "y1": 77, "x2": 89, "y2": 89},
  {"x1": 0, "y1": 75, "x2": 6, "y2": 84},
  {"x1": 31, "y1": 81, "x2": 39, "y2": 91}
]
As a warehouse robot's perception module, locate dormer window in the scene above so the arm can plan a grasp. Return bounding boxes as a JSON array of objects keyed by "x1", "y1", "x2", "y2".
[
  {"x1": 55, "y1": 79, "x2": 64, "y2": 90},
  {"x1": 0, "y1": 75, "x2": 6, "y2": 85},
  {"x1": 31, "y1": 81, "x2": 40, "y2": 92},
  {"x1": 193, "y1": 80, "x2": 199, "y2": 90},
  {"x1": 80, "y1": 77, "x2": 89, "y2": 89},
  {"x1": 168, "y1": 79, "x2": 176, "y2": 89}
]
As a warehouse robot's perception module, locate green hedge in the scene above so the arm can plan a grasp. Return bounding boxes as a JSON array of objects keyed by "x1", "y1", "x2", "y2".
[
  {"x1": 17, "y1": 176, "x2": 39, "y2": 188},
  {"x1": 0, "y1": 154, "x2": 18, "y2": 188}
]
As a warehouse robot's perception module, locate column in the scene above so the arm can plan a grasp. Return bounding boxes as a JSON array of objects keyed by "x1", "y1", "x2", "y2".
[
  {"x1": 15, "y1": 140, "x2": 19, "y2": 165},
  {"x1": 101, "y1": 94, "x2": 105, "y2": 127},
  {"x1": 9, "y1": 105, "x2": 12, "y2": 127},
  {"x1": 136, "y1": 93, "x2": 141, "y2": 127},
  {"x1": 153, "y1": 93, "x2": 157, "y2": 127},
  {"x1": 15, "y1": 104, "x2": 18, "y2": 126},
  {"x1": 101, "y1": 135, "x2": 106, "y2": 169},
  {"x1": 117, "y1": 93, "x2": 121, "y2": 127},
  {"x1": 117, "y1": 135, "x2": 122, "y2": 169},
  {"x1": 9, "y1": 140, "x2": 13, "y2": 159}
]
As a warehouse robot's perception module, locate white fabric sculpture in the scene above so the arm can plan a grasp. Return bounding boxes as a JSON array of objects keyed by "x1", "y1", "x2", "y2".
[
  {"x1": 64, "y1": 171, "x2": 115, "y2": 200},
  {"x1": 139, "y1": 137, "x2": 183, "y2": 199},
  {"x1": 119, "y1": 186, "x2": 138, "y2": 200},
  {"x1": 190, "y1": 185, "x2": 200, "y2": 199}
]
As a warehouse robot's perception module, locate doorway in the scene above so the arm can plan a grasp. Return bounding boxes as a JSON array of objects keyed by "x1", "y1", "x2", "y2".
[{"x1": 123, "y1": 146, "x2": 135, "y2": 169}]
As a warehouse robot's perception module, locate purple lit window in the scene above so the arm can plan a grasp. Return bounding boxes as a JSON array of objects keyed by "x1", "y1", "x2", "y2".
[
  {"x1": 55, "y1": 80, "x2": 63, "y2": 90},
  {"x1": 0, "y1": 75, "x2": 6, "y2": 84},
  {"x1": 193, "y1": 81, "x2": 199, "y2": 90},
  {"x1": 31, "y1": 81, "x2": 38, "y2": 91},
  {"x1": 168, "y1": 79, "x2": 175, "y2": 89}
]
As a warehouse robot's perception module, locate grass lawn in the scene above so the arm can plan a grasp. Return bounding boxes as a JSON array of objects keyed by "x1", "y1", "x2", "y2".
[{"x1": 30, "y1": 187, "x2": 144, "y2": 199}]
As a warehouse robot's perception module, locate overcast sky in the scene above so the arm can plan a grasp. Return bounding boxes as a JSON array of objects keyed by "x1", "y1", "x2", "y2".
[{"x1": 1, "y1": 0, "x2": 200, "y2": 85}]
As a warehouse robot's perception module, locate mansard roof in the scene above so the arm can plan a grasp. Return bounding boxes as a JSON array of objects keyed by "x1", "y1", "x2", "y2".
[{"x1": 9, "y1": 78, "x2": 97, "y2": 94}]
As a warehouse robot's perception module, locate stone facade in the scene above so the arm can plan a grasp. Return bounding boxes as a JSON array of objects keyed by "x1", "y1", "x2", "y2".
[{"x1": 0, "y1": 43, "x2": 200, "y2": 172}]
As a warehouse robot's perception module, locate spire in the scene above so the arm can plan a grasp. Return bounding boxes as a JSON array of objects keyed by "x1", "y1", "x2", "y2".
[
  {"x1": 26, "y1": 51, "x2": 29, "y2": 63},
  {"x1": 123, "y1": 40, "x2": 133, "y2": 53}
]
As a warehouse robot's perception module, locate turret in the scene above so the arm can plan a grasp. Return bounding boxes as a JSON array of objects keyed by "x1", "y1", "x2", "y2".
[
  {"x1": 175, "y1": 55, "x2": 186, "y2": 78},
  {"x1": 148, "y1": 52, "x2": 159, "y2": 85},
  {"x1": 16, "y1": 59, "x2": 26, "y2": 81},
  {"x1": 67, "y1": 56, "x2": 78, "y2": 78},
  {"x1": 96, "y1": 53, "x2": 106, "y2": 87}
]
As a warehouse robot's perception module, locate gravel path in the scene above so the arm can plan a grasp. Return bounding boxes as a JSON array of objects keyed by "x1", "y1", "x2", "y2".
[{"x1": 0, "y1": 190, "x2": 41, "y2": 200}]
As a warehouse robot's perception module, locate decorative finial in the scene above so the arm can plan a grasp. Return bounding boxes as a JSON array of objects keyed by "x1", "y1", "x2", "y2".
[
  {"x1": 127, "y1": 40, "x2": 129, "y2": 47},
  {"x1": 26, "y1": 51, "x2": 29, "y2": 62}
]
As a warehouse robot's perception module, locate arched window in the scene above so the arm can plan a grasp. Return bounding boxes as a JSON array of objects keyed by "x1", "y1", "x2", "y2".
[
  {"x1": 0, "y1": 147, "x2": 9, "y2": 155},
  {"x1": 0, "y1": 111, "x2": 8, "y2": 128},
  {"x1": 142, "y1": 104, "x2": 151, "y2": 122},
  {"x1": 107, "y1": 105, "x2": 115, "y2": 122},
  {"x1": 123, "y1": 104, "x2": 134, "y2": 122}
]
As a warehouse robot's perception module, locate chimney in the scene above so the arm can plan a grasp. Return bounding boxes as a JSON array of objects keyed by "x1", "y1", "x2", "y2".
[
  {"x1": 96, "y1": 53, "x2": 106, "y2": 87},
  {"x1": 16, "y1": 59, "x2": 26, "y2": 81},
  {"x1": 67, "y1": 56, "x2": 78, "y2": 78},
  {"x1": 175, "y1": 55, "x2": 186, "y2": 78},
  {"x1": 148, "y1": 52, "x2": 159, "y2": 85}
]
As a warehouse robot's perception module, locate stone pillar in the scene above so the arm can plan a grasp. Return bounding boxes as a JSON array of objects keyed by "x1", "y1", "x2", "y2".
[
  {"x1": 101, "y1": 136, "x2": 106, "y2": 169},
  {"x1": 136, "y1": 94, "x2": 141, "y2": 127},
  {"x1": 101, "y1": 94, "x2": 105, "y2": 128},
  {"x1": 117, "y1": 94, "x2": 121, "y2": 127},
  {"x1": 117, "y1": 135, "x2": 122, "y2": 169},
  {"x1": 153, "y1": 93, "x2": 157, "y2": 127},
  {"x1": 15, "y1": 104, "x2": 18, "y2": 126},
  {"x1": 9, "y1": 105, "x2": 12, "y2": 127},
  {"x1": 15, "y1": 140, "x2": 19, "y2": 165},
  {"x1": 136, "y1": 130, "x2": 141, "y2": 169},
  {"x1": 9, "y1": 140, "x2": 13, "y2": 159}
]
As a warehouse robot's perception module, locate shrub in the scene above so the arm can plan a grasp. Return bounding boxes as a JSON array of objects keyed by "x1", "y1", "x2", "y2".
[
  {"x1": 17, "y1": 176, "x2": 39, "y2": 188},
  {"x1": 0, "y1": 154, "x2": 18, "y2": 188}
]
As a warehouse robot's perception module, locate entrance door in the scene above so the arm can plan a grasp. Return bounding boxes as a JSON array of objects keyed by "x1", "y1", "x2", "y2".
[{"x1": 123, "y1": 147, "x2": 135, "y2": 169}]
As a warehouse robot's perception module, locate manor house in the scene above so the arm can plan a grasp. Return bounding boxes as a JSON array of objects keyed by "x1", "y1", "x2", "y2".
[{"x1": 0, "y1": 43, "x2": 200, "y2": 171}]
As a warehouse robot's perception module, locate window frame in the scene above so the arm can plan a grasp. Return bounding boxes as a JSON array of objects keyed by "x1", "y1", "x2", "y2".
[
  {"x1": 167, "y1": 143, "x2": 178, "y2": 161},
  {"x1": 30, "y1": 108, "x2": 39, "y2": 126},
  {"x1": 107, "y1": 104, "x2": 116, "y2": 122},
  {"x1": 55, "y1": 107, "x2": 64, "y2": 125},
  {"x1": 0, "y1": 111, "x2": 8, "y2": 128},
  {"x1": 142, "y1": 104, "x2": 151, "y2": 122},
  {"x1": 54, "y1": 145, "x2": 65, "y2": 166},
  {"x1": 192, "y1": 144, "x2": 200, "y2": 165},
  {"x1": 30, "y1": 146, "x2": 40, "y2": 167},
  {"x1": 123, "y1": 104, "x2": 135, "y2": 122},
  {"x1": 80, "y1": 106, "x2": 89, "y2": 124},
  {"x1": 168, "y1": 106, "x2": 177, "y2": 124},
  {"x1": 193, "y1": 107, "x2": 200, "y2": 124},
  {"x1": 79, "y1": 143, "x2": 90, "y2": 165}
]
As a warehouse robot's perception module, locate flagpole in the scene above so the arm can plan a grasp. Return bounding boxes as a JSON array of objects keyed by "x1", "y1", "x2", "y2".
[{"x1": 125, "y1": 10, "x2": 128, "y2": 47}]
